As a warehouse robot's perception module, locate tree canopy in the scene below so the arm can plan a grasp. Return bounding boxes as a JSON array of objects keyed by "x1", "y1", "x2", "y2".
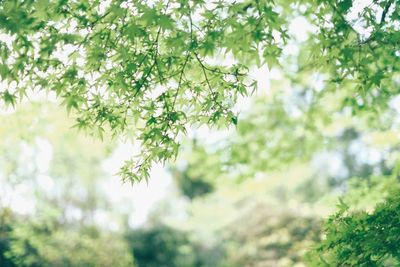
[{"x1": 0, "y1": 0, "x2": 398, "y2": 182}]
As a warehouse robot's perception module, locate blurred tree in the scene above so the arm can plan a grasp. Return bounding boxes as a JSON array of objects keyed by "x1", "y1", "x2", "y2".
[
  {"x1": 223, "y1": 207, "x2": 321, "y2": 267},
  {"x1": 172, "y1": 167, "x2": 214, "y2": 200},
  {"x1": 6, "y1": 219, "x2": 134, "y2": 267},
  {"x1": 126, "y1": 225, "x2": 194, "y2": 267},
  {"x1": 170, "y1": 145, "x2": 220, "y2": 199},
  {"x1": 126, "y1": 224, "x2": 224, "y2": 267},
  {"x1": 0, "y1": 102, "x2": 134, "y2": 266},
  {"x1": 167, "y1": 91, "x2": 400, "y2": 266},
  {"x1": 0, "y1": 208, "x2": 16, "y2": 267}
]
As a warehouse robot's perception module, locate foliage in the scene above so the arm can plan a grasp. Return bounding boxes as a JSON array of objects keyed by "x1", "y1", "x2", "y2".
[
  {"x1": 172, "y1": 167, "x2": 215, "y2": 199},
  {"x1": 126, "y1": 224, "x2": 224, "y2": 267},
  {"x1": 0, "y1": 0, "x2": 262, "y2": 182},
  {"x1": 166, "y1": 96, "x2": 400, "y2": 266},
  {"x1": 304, "y1": 0, "x2": 399, "y2": 113},
  {"x1": 307, "y1": 176, "x2": 400, "y2": 266},
  {"x1": 223, "y1": 208, "x2": 321, "y2": 267},
  {"x1": 5, "y1": 216, "x2": 134, "y2": 267},
  {"x1": 214, "y1": 96, "x2": 324, "y2": 179},
  {"x1": 127, "y1": 224, "x2": 193, "y2": 267},
  {"x1": 0, "y1": 0, "x2": 398, "y2": 181},
  {"x1": 170, "y1": 144, "x2": 221, "y2": 199},
  {"x1": 0, "y1": 209, "x2": 17, "y2": 267},
  {"x1": 0, "y1": 0, "x2": 400, "y2": 265},
  {"x1": 0, "y1": 102, "x2": 134, "y2": 266}
]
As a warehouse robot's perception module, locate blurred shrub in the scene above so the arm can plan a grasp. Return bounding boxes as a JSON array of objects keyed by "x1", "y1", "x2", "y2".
[
  {"x1": 171, "y1": 145, "x2": 221, "y2": 199},
  {"x1": 126, "y1": 224, "x2": 224, "y2": 267},
  {"x1": 0, "y1": 208, "x2": 16, "y2": 267},
  {"x1": 2, "y1": 213, "x2": 134, "y2": 267},
  {"x1": 0, "y1": 102, "x2": 133, "y2": 266},
  {"x1": 221, "y1": 203, "x2": 322, "y2": 267},
  {"x1": 172, "y1": 168, "x2": 214, "y2": 200}
]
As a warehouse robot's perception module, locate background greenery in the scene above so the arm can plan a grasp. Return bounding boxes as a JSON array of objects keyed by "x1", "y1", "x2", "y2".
[
  {"x1": 0, "y1": 0, "x2": 399, "y2": 266},
  {"x1": 1, "y1": 87, "x2": 399, "y2": 266}
]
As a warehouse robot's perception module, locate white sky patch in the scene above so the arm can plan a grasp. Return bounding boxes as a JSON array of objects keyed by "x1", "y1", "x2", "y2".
[
  {"x1": 346, "y1": 0, "x2": 380, "y2": 40},
  {"x1": 35, "y1": 138, "x2": 53, "y2": 173},
  {"x1": 64, "y1": 205, "x2": 83, "y2": 221},
  {"x1": 8, "y1": 183, "x2": 36, "y2": 215},
  {"x1": 36, "y1": 174, "x2": 55, "y2": 194},
  {"x1": 389, "y1": 95, "x2": 400, "y2": 114},
  {"x1": 250, "y1": 64, "x2": 270, "y2": 94},
  {"x1": 52, "y1": 44, "x2": 77, "y2": 65},
  {"x1": 0, "y1": 138, "x2": 53, "y2": 215},
  {"x1": 288, "y1": 16, "x2": 317, "y2": 42},
  {"x1": 349, "y1": 139, "x2": 382, "y2": 166},
  {"x1": 312, "y1": 151, "x2": 349, "y2": 180},
  {"x1": 98, "y1": 0, "x2": 112, "y2": 14},
  {"x1": 101, "y1": 142, "x2": 173, "y2": 228},
  {"x1": 347, "y1": 0, "x2": 374, "y2": 22},
  {"x1": 93, "y1": 209, "x2": 120, "y2": 231}
]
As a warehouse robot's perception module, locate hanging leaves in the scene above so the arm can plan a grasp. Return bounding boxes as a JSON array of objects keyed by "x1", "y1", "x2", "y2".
[{"x1": 0, "y1": 0, "x2": 398, "y2": 182}]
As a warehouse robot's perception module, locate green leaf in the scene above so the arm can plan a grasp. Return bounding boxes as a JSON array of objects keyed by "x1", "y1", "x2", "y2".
[
  {"x1": 2, "y1": 90, "x2": 16, "y2": 107},
  {"x1": 158, "y1": 14, "x2": 174, "y2": 30},
  {"x1": 338, "y1": 0, "x2": 353, "y2": 13}
]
